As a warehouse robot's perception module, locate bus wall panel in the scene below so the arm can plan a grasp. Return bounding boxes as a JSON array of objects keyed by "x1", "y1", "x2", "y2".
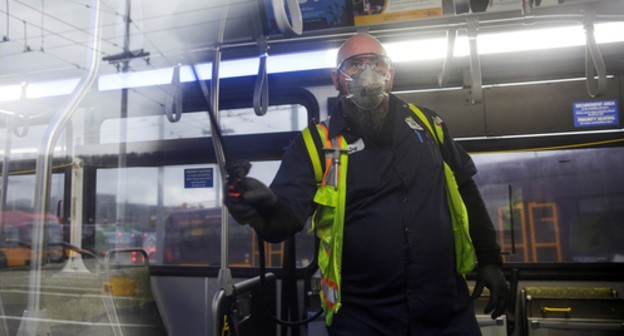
[
  {"x1": 396, "y1": 90, "x2": 486, "y2": 138},
  {"x1": 484, "y1": 78, "x2": 622, "y2": 136}
]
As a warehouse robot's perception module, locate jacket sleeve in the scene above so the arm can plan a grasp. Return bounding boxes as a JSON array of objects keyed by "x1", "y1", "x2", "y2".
[
  {"x1": 460, "y1": 179, "x2": 503, "y2": 266},
  {"x1": 259, "y1": 132, "x2": 319, "y2": 243},
  {"x1": 256, "y1": 198, "x2": 305, "y2": 243}
]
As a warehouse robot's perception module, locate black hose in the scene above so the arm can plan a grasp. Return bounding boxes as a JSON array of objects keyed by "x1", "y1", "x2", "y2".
[{"x1": 257, "y1": 234, "x2": 323, "y2": 327}]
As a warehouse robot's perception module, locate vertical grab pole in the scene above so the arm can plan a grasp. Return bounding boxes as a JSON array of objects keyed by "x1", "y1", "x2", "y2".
[
  {"x1": 209, "y1": 0, "x2": 232, "y2": 296},
  {"x1": 17, "y1": 0, "x2": 103, "y2": 334},
  {"x1": 0, "y1": 115, "x2": 12, "y2": 215}
]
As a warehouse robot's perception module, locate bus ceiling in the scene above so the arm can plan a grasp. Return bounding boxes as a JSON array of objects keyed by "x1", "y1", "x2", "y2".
[{"x1": 1, "y1": 0, "x2": 623, "y2": 105}]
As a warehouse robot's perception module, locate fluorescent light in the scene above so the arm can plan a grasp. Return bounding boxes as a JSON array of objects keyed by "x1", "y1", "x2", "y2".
[
  {"x1": 0, "y1": 84, "x2": 24, "y2": 102},
  {"x1": 99, "y1": 49, "x2": 336, "y2": 90},
  {"x1": 267, "y1": 50, "x2": 337, "y2": 73},
  {"x1": 454, "y1": 25, "x2": 585, "y2": 56},
  {"x1": 179, "y1": 63, "x2": 212, "y2": 82},
  {"x1": 386, "y1": 39, "x2": 448, "y2": 61},
  {"x1": 0, "y1": 146, "x2": 65, "y2": 156},
  {"x1": 27, "y1": 78, "x2": 80, "y2": 98},
  {"x1": 99, "y1": 67, "x2": 174, "y2": 91},
  {"x1": 387, "y1": 22, "x2": 624, "y2": 61},
  {"x1": 178, "y1": 59, "x2": 260, "y2": 82},
  {"x1": 5, "y1": 22, "x2": 624, "y2": 95},
  {"x1": 594, "y1": 22, "x2": 624, "y2": 44},
  {"x1": 222, "y1": 58, "x2": 260, "y2": 77},
  {"x1": 0, "y1": 109, "x2": 16, "y2": 116}
]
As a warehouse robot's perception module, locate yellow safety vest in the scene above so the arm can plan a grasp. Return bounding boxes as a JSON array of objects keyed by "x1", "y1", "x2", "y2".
[{"x1": 301, "y1": 104, "x2": 476, "y2": 326}]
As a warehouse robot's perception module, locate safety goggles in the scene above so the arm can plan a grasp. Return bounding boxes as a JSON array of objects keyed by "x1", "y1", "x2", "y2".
[{"x1": 337, "y1": 53, "x2": 392, "y2": 74}]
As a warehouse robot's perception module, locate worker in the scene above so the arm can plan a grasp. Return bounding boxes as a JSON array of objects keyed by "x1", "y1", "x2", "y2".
[{"x1": 225, "y1": 33, "x2": 509, "y2": 335}]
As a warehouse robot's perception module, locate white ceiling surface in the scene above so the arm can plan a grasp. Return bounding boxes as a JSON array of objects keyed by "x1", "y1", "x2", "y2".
[
  {"x1": 2, "y1": 0, "x2": 624, "y2": 87},
  {"x1": 0, "y1": 0, "x2": 258, "y2": 83}
]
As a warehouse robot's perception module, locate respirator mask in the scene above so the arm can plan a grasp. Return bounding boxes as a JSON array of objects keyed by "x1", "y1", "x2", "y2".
[{"x1": 339, "y1": 53, "x2": 392, "y2": 110}]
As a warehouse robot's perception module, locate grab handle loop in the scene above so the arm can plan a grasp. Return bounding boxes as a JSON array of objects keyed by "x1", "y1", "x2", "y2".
[
  {"x1": 253, "y1": 38, "x2": 269, "y2": 116},
  {"x1": 166, "y1": 64, "x2": 182, "y2": 122},
  {"x1": 584, "y1": 12, "x2": 607, "y2": 98},
  {"x1": 271, "y1": 0, "x2": 302, "y2": 37}
]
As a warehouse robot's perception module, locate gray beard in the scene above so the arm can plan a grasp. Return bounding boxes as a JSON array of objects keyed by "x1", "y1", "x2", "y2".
[{"x1": 341, "y1": 95, "x2": 389, "y2": 141}]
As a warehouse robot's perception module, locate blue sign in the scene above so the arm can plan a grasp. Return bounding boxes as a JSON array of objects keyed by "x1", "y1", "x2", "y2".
[
  {"x1": 184, "y1": 168, "x2": 213, "y2": 189},
  {"x1": 573, "y1": 100, "x2": 619, "y2": 128}
]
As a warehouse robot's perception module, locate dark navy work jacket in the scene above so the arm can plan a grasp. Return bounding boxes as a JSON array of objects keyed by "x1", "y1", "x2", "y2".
[{"x1": 271, "y1": 95, "x2": 481, "y2": 334}]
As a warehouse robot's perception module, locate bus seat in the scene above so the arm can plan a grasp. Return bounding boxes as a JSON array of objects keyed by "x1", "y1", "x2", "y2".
[
  {"x1": 212, "y1": 273, "x2": 277, "y2": 336},
  {"x1": 521, "y1": 286, "x2": 624, "y2": 336},
  {"x1": 101, "y1": 248, "x2": 168, "y2": 336}
]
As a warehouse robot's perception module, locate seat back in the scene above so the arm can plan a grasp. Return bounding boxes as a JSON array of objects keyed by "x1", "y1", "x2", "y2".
[{"x1": 102, "y1": 248, "x2": 168, "y2": 336}]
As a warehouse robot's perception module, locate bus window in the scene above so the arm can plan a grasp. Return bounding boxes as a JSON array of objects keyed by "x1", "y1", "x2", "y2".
[
  {"x1": 99, "y1": 104, "x2": 308, "y2": 144},
  {"x1": 93, "y1": 161, "x2": 316, "y2": 268},
  {"x1": 0, "y1": 210, "x2": 65, "y2": 269},
  {"x1": 0, "y1": 123, "x2": 71, "y2": 161},
  {"x1": 472, "y1": 147, "x2": 624, "y2": 264},
  {"x1": 1, "y1": 174, "x2": 65, "y2": 213}
]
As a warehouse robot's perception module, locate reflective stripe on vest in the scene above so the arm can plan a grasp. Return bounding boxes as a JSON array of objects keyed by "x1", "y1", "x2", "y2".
[
  {"x1": 301, "y1": 105, "x2": 476, "y2": 325},
  {"x1": 302, "y1": 121, "x2": 348, "y2": 326}
]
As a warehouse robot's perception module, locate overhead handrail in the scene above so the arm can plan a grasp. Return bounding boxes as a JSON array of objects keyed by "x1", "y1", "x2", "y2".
[
  {"x1": 465, "y1": 17, "x2": 483, "y2": 104},
  {"x1": 253, "y1": 37, "x2": 269, "y2": 116},
  {"x1": 17, "y1": 0, "x2": 103, "y2": 334},
  {"x1": 271, "y1": 0, "x2": 303, "y2": 36},
  {"x1": 165, "y1": 63, "x2": 182, "y2": 122},
  {"x1": 583, "y1": 12, "x2": 607, "y2": 98}
]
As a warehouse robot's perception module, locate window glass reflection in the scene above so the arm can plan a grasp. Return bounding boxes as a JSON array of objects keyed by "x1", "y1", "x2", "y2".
[
  {"x1": 99, "y1": 104, "x2": 307, "y2": 144},
  {"x1": 472, "y1": 147, "x2": 624, "y2": 263},
  {"x1": 93, "y1": 161, "x2": 315, "y2": 268}
]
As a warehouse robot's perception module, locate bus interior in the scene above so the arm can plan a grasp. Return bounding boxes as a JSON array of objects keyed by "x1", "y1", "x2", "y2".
[{"x1": 0, "y1": 0, "x2": 623, "y2": 335}]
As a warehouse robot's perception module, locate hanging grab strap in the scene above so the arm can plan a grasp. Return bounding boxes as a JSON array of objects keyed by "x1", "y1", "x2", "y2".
[
  {"x1": 271, "y1": 0, "x2": 303, "y2": 36},
  {"x1": 583, "y1": 12, "x2": 607, "y2": 98}
]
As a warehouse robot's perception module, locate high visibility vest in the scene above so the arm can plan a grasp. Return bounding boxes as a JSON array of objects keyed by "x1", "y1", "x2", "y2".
[{"x1": 301, "y1": 104, "x2": 477, "y2": 326}]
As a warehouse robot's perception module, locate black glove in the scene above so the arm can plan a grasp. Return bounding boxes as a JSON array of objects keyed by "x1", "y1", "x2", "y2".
[
  {"x1": 224, "y1": 177, "x2": 277, "y2": 232},
  {"x1": 471, "y1": 264, "x2": 509, "y2": 319}
]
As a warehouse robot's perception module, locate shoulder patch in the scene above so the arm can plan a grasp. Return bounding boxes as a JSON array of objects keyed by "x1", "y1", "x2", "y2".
[{"x1": 405, "y1": 116, "x2": 424, "y2": 131}]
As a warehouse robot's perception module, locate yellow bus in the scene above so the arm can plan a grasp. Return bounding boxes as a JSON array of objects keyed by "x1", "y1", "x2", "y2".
[{"x1": 0, "y1": 210, "x2": 64, "y2": 268}]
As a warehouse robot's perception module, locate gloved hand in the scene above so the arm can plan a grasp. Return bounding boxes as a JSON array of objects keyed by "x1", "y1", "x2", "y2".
[
  {"x1": 471, "y1": 264, "x2": 509, "y2": 319},
  {"x1": 224, "y1": 177, "x2": 277, "y2": 232}
]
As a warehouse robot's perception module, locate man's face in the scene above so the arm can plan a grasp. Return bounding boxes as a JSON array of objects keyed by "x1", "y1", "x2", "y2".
[
  {"x1": 338, "y1": 53, "x2": 392, "y2": 79},
  {"x1": 334, "y1": 53, "x2": 394, "y2": 140},
  {"x1": 334, "y1": 53, "x2": 393, "y2": 96}
]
